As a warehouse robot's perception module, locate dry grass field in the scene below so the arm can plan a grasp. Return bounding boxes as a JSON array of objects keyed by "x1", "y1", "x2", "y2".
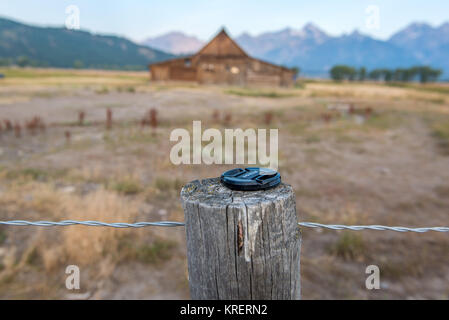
[{"x1": 0, "y1": 67, "x2": 449, "y2": 299}]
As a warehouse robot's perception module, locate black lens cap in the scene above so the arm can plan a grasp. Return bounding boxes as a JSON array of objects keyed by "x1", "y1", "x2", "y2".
[{"x1": 220, "y1": 167, "x2": 281, "y2": 191}]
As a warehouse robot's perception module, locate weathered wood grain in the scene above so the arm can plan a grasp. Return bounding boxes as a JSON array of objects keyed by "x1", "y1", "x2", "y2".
[{"x1": 181, "y1": 178, "x2": 301, "y2": 300}]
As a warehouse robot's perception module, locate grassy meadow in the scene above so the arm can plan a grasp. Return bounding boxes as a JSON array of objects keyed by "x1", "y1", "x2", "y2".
[{"x1": 0, "y1": 68, "x2": 449, "y2": 299}]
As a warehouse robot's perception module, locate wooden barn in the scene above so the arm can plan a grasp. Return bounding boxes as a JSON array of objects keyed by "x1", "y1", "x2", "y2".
[{"x1": 149, "y1": 28, "x2": 295, "y2": 87}]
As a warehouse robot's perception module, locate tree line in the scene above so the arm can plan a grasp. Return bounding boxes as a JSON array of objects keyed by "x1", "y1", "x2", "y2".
[
  {"x1": 0, "y1": 56, "x2": 147, "y2": 71},
  {"x1": 0, "y1": 56, "x2": 49, "y2": 68},
  {"x1": 330, "y1": 65, "x2": 443, "y2": 83}
]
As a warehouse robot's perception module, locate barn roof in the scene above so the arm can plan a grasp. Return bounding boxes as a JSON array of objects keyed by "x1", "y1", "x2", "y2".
[{"x1": 194, "y1": 28, "x2": 248, "y2": 58}]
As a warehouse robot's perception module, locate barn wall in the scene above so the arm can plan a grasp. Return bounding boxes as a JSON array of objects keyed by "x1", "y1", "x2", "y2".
[
  {"x1": 280, "y1": 70, "x2": 295, "y2": 87},
  {"x1": 151, "y1": 65, "x2": 170, "y2": 81},
  {"x1": 196, "y1": 57, "x2": 247, "y2": 85},
  {"x1": 169, "y1": 66, "x2": 197, "y2": 81},
  {"x1": 248, "y1": 59, "x2": 294, "y2": 87},
  {"x1": 150, "y1": 55, "x2": 294, "y2": 86},
  {"x1": 246, "y1": 70, "x2": 281, "y2": 87},
  {"x1": 150, "y1": 58, "x2": 198, "y2": 82}
]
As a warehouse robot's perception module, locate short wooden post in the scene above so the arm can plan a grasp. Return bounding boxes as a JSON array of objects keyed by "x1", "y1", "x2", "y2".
[{"x1": 181, "y1": 177, "x2": 301, "y2": 300}]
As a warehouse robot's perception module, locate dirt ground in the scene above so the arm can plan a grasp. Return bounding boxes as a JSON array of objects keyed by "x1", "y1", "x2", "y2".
[{"x1": 0, "y1": 68, "x2": 449, "y2": 299}]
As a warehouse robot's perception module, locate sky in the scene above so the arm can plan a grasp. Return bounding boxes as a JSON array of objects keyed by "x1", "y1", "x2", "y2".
[{"x1": 1, "y1": 0, "x2": 448, "y2": 42}]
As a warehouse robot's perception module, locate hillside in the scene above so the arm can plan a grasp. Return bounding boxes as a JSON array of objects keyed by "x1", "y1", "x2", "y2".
[
  {"x1": 389, "y1": 22, "x2": 449, "y2": 76},
  {"x1": 236, "y1": 26, "x2": 419, "y2": 76},
  {"x1": 0, "y1": 17, "x2": 174, "y2": 70}
]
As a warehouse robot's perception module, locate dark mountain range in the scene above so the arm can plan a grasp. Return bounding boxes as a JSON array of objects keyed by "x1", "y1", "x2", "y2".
[{"x1": 0, "y1": 17, "x2": 174, "y2": 70}]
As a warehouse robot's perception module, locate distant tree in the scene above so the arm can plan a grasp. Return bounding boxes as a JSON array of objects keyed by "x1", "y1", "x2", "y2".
[
  {"x1": 399, "y1": 68, "x2": 416, "y2": 82},
  {"x1": 291, "y1": 67, "x2": 300, "y2": 79},
  {"x1": 123, "y1": 65, "x2": 146, "y2": 71},
  {"x1": 29, "y1": 59, "x2": 45, "y2": 67},
  {"x1": 330, "y1": 65, "x2": 357, "y2": 81},
  {"x1": 368, "y1": 69, "x2": 383, "y2": 81},
  {"x1": 73, "y1": 60, "x2": 84, "y2": 69},
  {"x1": 16, "y1": 56, "x2": 30, "y2": 67},
  {"x1": 393, "y1": 68, "x2": 404, "y2": 81},
  {"x1": 0, "y1": 58, "x2": 12, "y2": 66},
  {"x1": 368, "y1": 68, "x2": 393, "y2": 82},
  {"x1": 358, "y1": 67, "x2": 366, "y2": 81},
  {"x1": 428, "y1": 68, "x2": 443, "y2": 82},
  {"x1": 342, "y1": 65, "x2": 442, "y2": 83},
  {"x1": 412, "y1": 66, "x2": 443, "y2": 83},
  {"x1": 384, "y1": 69, "x2": 393, "y2": 82},
  {"x1": 348, "y1": 70, "x2": 356, "y2": 81},
  {"x1": 408, "y1": 66, "x2": 420, "y2": 82}
]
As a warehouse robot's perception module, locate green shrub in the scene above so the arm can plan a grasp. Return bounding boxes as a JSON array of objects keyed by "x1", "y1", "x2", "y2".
[
  {"x1": 26, "y1": 247, "x2": 42, "y2": 266},
  {"x1": 135, "y1": 240, "x2": 176, "y2": 264},
  {"x1": 224, "y1": 88, "x2": 294, "y2": 98},
  {"x1": 95, "y1": 86, "x2": 109, "y2": 94},
  {"x1": 120, "y1": 239, "x2": 177, "y2": 265},
  {"x1": 0, "y1": 229, "x2": 6, "y2": 245},
  {"x1": 329, "y1": 232, "x2": 365, "y2": 260},
  {"x1": 154, "y1": 177, "x2": 184, "y2": 191},
  {"x1": 112, "y1": 179, "x2": 142, "y2": 195},
  {"x1": 432, "y1": 120, "x2": 449, "y2": 154},
  {"x1": 6, "y1": 168, "x2": 49, "y2": 181}
]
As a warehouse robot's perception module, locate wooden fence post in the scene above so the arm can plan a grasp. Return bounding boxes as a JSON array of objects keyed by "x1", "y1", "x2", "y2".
[{"x1": 181, "y1": 177, "x2": 301, "y2": 300}]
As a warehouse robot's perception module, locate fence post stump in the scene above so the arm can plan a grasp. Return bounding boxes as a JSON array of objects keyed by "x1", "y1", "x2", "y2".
[{"x1": 181, "y1": 177, "x2": 301, "y2": 300}]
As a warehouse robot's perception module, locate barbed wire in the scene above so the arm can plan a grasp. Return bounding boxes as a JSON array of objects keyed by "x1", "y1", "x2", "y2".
[
  {"x1": 297, "y1": 222, "x2": 449, "y2": 233},
  {"x1": 1, "y1": 220, "x2": 449, "y2": 233},
  {"x1": 0, "y1": 220, "x2": 185, "y2": 228}
]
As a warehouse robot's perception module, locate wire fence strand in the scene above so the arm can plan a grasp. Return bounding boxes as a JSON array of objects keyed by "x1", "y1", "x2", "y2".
[
  {"x1": 297, "y1": 222, "x2": 449, "y2": 233},
  {"x1": 0, "y1": 220, "x2": 185, "y2": 228},
  {"x1": 1, "y1": 220, "x2": 449, "y2": 233}
]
